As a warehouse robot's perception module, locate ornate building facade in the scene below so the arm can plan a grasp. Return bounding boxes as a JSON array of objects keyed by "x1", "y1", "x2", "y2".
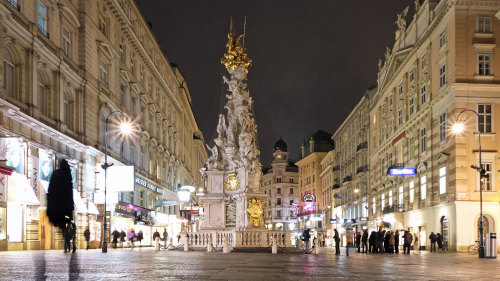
[
  {"x1": 262, "y1": 138, "x2": 299, "y2": 233},
  {"x1": 0, "y1": 0, "x2": 206, "y2": 251}
]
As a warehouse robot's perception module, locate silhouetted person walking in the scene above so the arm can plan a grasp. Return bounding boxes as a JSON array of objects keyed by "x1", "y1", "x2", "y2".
[
  {"x1": 334, "y1": 229, "x2": 341, "y2": 255},
  {"x1": 84, "y1": 226, "x2": 90, "y2": 250},
  {"x1": 429, "y1": 232, "x2": 437, "y2": 252},
  {"x1": 362, "y1": 230, "x2": 368, "y2": 253},
  {"x1": 301, "y1": 229, "x2": 311, "y2": 254}
]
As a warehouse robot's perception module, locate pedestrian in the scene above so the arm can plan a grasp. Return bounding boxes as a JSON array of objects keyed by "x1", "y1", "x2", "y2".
[
  {"x1": 334, "y1": 229, "x2": 341, "y2": 255},
  {"x1": 63, "y1": 221, "x2": 71, "y2": 253},
  {"x1": 153, "y1": 230, "x2": 160, "y2": 242},
  {"x1": 368, "y1": 231, "x2": 376, "y2": 253},
  {"x1": 356, "y1": 232, "x2": 361, "y2": 253},
  {"x1": 384, "y1": 231, "x2": 391, "y2": 253},
  {"x1": 65, "y1": 220, "x2": 77, "y2": 253},
  {"x1": 84, "y1": 226, "x2": 91, "y2": 250},
  {"x1": 137, "y1": 230, "x2": 144, "y2": 246},
  {"x1": 389, "y1": 231, "x2": 395, "y2": 253},
  {"x1": 112, "y1": 228, "x2": 120, "y2": 249},
  {"x1": 436, "y1": 233, "x2": 443, "y2": 252},
  {"x1": 394, "y1": 230, "x2": 400, "y2": 253},
  {"x1": 429, "y1": 232, "x2": 437, "y2": 252},
  {"x1": 128, "y1": 229, "x2": 136, "y2": 248},
  {"x1": 163, "y1": 228, "x2": 168, "y2": 249},
  {"x1": 378, "y1": 228, "x2": 385, "y2": 253},
  {"x1": 120, "y1": 229, "x2": 126, "y2": 247},
  {"x1": 312, "y1": 235, "x2": 317, "y2": 250},
  {"x1": 403, "y1": 231, "x2": 413, "y2": 254},
  {"x1": 301, "y1": 229, "x2": 311, "y2": 254},
  {"x1": 321, "y1": 235, "x2": 326, "y2": 247},
  {"x1": 47, "y1": 159, "x2": 74, "y2": 229},
  {"x1": 361, "y1": 230, "x2": 368, "y2": 253},
  {"x1": 177, "y1": 233, "x2": 181, "y2": 244}
]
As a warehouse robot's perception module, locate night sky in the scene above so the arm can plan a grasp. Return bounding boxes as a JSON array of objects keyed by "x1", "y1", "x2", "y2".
[{"x1": 136, "y1": 0, "x2": 414, "y2": 167}]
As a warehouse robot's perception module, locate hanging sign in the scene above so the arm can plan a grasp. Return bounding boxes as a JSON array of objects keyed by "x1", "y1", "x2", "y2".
[
  {"x1": 389, "y1": 168, "x2": 416, "y2": 176},
  {"x1": 302, "y1": 193, "x2": 316, "y2": 202}
]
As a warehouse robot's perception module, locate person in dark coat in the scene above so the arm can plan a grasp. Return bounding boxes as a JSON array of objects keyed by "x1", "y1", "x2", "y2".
[
  {"x1": 84, "y1": 226, "x2": 91, "y2": 250},
  {"x1": 356, "y1": 232, "x2": 361, "y2": 252},
  {"x1": 436, "y1": 233, "x2": 443, "y2": 252},
  {"x1": 112, "y1": 229, "x2": 120, "y2": 249},
  {"x1": 301, "y1": 229, "x2": 311, "y2": 254},
  {"x1": 64, "y1": 221, "x2": 77, "y2": 253},
  {"x1": 429, "y1": 232, "x2": 437, "y2": 252},
  {"x1": 361, "y1": 230, "x2": 368, "y2": 253},
  {"x1": 378, "y1": 228, "x2": 385, "y2": 253},
  {"x1": 368, "y1": 231, "x2": 376, "y2": 253},
  {"x1": 334, "y1": 229, "x2": 341, "y2": 255},
  {"x1": 120, "y1": 229, "x2": 126, "y2": 244},
  {"x1": 384, "y1": 231, "x2": 391, "y2": 253},
  {"x1": 403, "y1": 231, "x2": 413, "y2": 254},
  {"x1": 394, "y1": 230, "x2": 400, "y2": 253},
  {"x1": 153, "y1": 230, "x2": 161, "y2": 242},
  {"x1": 47, "y1": 159, "x2": 74, "y2": 228},
  {"x1": 137, "y1": 230, "x2": 144, "y2": 246}
]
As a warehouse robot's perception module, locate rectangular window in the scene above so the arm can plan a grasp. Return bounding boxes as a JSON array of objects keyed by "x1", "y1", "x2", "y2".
[
  {"x1": 381, "y1": 194, "x2": 385, "y2": 209},
  {"x1": 388, "y1": 190, "x2": 393, "y2": 207},
  {"x1": 98, "y1": 16, "x2": 106, "y2": 35},
  {"x1": 409, "y1": 181, "x2": 414, "y2": 203},
  {"x1": 289, "y1": 178, "x2": 294, "y2": 183},
  {"x1": 277, "y1": 198, "x2": 281, "y2": 206},
  {"x1": 439, "y1": 167, "x2": 446, "y2": 194},
  {"x1": 478, "y1": 104, "x2": 492, "y2": 133},
  {"x1": 409, "y1": 98, "x2": 414, "y2": 115},
  {"x1": 289, "y1": 188, "x2": 293, "y2": 195},
  {"x1": 398, "y1": 84, "x2": 403, "y2": 95},
  {"x1": 381, "y1": 159, "x2": 385, "y2": 175},
  {"x1": 477, "y1": 16, "x2": 492, "y2": 33},
  {"x1": 421, "y1": 128, "x2": 426, "y2": 153},
  {"x1": 130, "y1": 56, "x2": 135, "y2": 74},
  {"x1": 398, "y1": 109, "x2": 403, "y2": 125},
  {"x1": 290, "y1": 198, "x2": 294, "y2": 205},
  {"x1": 390, "y1": 94, "x2": 393, "y2": 105},
  {"x1": 373, "y1": 166, "x2": 376, "y2": 182},
  {"x1": 421, "y1": 54, "x2": 427, "y2": 69},
  {"x1": 478, "y1": 54, "x2": 492, "y2": 76},
  {"x1": 388, "y1": 119, "x2": 393, "y2": 135},
  {"x1": 277, "y1": 177, "x2": 282, "y2": 183},
  {"x1": 62, "y1": 27, "x2": 72, "y2": 58},
  {"x1": 439, "y1": 112, "x2": 447, "y2": 141},
  {"x1": 480, "y1": 163, "x2": 493, "y2": 191},
  {"x1": 398, "y1": 186, "x2": 403, "y2": 206},
  {"x1": 277, "y1": 188, "x2": 281, "y2": 194},
  {"x1": 388, "y1": 152, "x2": 393, "y2": 167},
  {"x1": 420, "y1": 176, "x2": 427, "y2": 200},
  {"x1": 439, "y1": 29, "x2": 446, "y2": 48},
  {"x1": 37, "y1": 1, "x2": 48, "y2": 36},
  {"x1": 119, "y1": 43, "x2": 124, "y2": 62},
  {"x1": 99, "y1": 61, "x2": 109, "y2": 88},
  {"x1": 372, "y1": 198, "x2": 376, "y2": 214},
  {"x1": 373, "y1": 135, "x2": 376, "y2": 149},
  {"x1": 420, "y1": 85, "x2": 427, "y2": 104},
  {"x1": 3, "y1": 60, "x2": 14, "y2": 97},
  {"x1": 277, "y1": 210, "x2": 281, "y2": 218},
  {"x1": 439, "y1": 64, "x2": 446, "y2": 87},
  {"x1": 8, "y1": 0, "x2": 18, "y2": 9},
  {"x1": 381, "y1": 127, "x2": 385, "y2": 141},
  {"x1": 409, "y1": 70, "x2": 414, "y2": 82}
]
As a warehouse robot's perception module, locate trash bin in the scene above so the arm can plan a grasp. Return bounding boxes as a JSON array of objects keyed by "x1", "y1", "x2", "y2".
[{"x1": 489, "y1": 233, "x2": 497, "y2": 259}]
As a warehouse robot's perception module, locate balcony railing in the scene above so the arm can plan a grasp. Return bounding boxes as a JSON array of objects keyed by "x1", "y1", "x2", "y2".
[
  {"x1": 356, "y1": 165, "x2": 369, "y2": 174},
  {"x1": 382, "y1": 204, "x2": 405, "y2": 214},
  {"x1": 342, "y1": 175, "x2": 352, "y2": 183},
  {"x1": 356, "y1": 141, "x2": 368, "y2": 152}
]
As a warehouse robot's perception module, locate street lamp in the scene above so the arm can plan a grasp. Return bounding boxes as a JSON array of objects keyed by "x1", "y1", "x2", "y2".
[
  {"x1": 451, "y1": 109, "x2": 485, "y2": 258},
  {"x1": 102, "y1": 110, "x2": 132, "y2": 253},
  {"x1": 177, "y1": 185, "x2": 195, "y2": 202}
]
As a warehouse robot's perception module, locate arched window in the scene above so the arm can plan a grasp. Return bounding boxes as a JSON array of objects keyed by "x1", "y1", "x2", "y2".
[
  {"x1": 3, "y1": 49, "x2": 15, "y2": 98},
  {"x1": 37, "y1": 72, "x2": 49, "y2": 116},
  {"x1": 63, "y1": 90, "x2": 75, "y2": 130},
  {"x1": 477, "y1": 215, "x2": 490, "y2": 240}
]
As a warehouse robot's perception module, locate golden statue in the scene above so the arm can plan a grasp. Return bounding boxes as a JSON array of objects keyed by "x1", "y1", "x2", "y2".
[
  {"x1": 221, "y1": 18, "x2": 252, "y2": 73},
  {"x1": 247, "y1": 198, "x2": 263, "y2": 227}
]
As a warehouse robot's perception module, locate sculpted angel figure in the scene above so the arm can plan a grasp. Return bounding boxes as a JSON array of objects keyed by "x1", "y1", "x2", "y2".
[{"x1": 396, "y1": 6, "x2": 409, "y2": 31}]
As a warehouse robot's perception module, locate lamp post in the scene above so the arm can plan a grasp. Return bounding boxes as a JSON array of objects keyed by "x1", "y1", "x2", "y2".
[
  {"x1": 101, "y1": 110, "x2": 132, "y2": 253},
  {"x1": 451, "y1": 109, "x2": 485, "y2": 258}
]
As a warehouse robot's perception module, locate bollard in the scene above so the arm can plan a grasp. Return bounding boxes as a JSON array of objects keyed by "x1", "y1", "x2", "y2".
[
  {"x1": 314, "y1": 238, "x2": 320, "y2": 254},
  {"x1": 272, "y1": 238, "x2": 278, "y2": 254},
  {"x1": 207, "y1": 243, "x2": 213, "y2": 253},
  {"x1": 155, "y1": 237, "x2": 160, "y2": 251},
  {"x1": 223, "y1": 238, "x2": 230, "y2": 253}
]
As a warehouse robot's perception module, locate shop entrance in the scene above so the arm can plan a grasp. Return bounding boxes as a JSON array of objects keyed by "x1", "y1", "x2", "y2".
[
  {"x1": 440, "y1": 216, "x2": 448, "y2": 251},
  {"x1": 418, "y1": 226, "x2": 426, "y2": 250}
]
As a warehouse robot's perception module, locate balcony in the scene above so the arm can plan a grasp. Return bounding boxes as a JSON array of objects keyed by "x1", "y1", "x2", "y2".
[
  {"x1": 332, "y1": 183, "x2": 341, "y2": 190},
  {"x1": 356, "y1": 141, "x2": 368, "y2": 152},
  {"x1": 386, "y1": 163, "x2": 404, "y2": 174},
  {"x1": 356, "y1": 165, "x2": 369, "y2": 175},
  {"x1": 342, "y1": 175, "x2": 352, "y2": 183},
  {"x1": 332, "y1": 165, "x2": 340, "y2": 172},
  {"x1": 382, "y1": 204, "x2": 405, "y2": 214}
]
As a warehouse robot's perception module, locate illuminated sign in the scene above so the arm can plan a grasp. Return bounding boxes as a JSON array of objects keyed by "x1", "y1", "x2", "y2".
[
  {"x1": 360, "y1": 217, "x2": 368, "y2": 221},
  {"x1": 303, "y1": 202, "x2": 317, "y2": 213},
  {"x1": 329, "y1": 219, "x2": 336, "y2": 223},
  {"x1": 389, "y1": 168, "x2": 416, "y2": 176},
  {"x1": 135, "y1": 177, "x2": 164, "y2": 194},
  {"x1": 302, "y1": 193, "x2": 316, "y2": 202}
]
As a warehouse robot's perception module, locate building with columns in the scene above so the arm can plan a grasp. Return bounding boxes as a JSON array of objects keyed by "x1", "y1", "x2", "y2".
[
  {"x1": 332, "y1": 0, "x2": 500, "y2": 252},
  {"x1": 0, "y1": 0, "x2": 206, "y2": 251},
  {"x1": 262, "y1": 138, "x2": 299, "y2": 233}
]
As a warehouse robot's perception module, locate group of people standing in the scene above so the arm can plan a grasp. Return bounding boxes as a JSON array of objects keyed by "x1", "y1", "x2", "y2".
[
  {"x1": 429, "y1": 232, "x2": 444, "y2": 252},
  {"x1": 364, "y1": 228, "x2": 413, "y2": 254},
  {"x1": 111, "y1": 229, "x2": 144, "y2": 249}
]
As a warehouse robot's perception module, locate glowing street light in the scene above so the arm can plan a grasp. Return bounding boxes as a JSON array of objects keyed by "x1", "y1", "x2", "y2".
[
  {"x1": 177, "y1": 185, "x2": 196, "y2": 202},
  {"x1": 451, "y1": 109, "x2": 485, "y2": 258},
  {"x1": 102, "y1": 110, "x2": 132, "y2": 253}
]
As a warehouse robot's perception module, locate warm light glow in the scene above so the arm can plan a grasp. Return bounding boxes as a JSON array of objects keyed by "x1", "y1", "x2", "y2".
[
  {"x1": 451, "y1": 122, "x2": 465, "y2": 134},
  {"x1": 120, "y1": 122, "x2": 132, "y2": 134},
  {"x1": 354, "y1": 188, "x2": 359, "y2": 193}
]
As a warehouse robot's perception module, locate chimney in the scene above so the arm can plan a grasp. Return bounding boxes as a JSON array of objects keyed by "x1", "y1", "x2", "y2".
[{"x1": 309, "y1": 137, "x2": 314, "y2": 154}]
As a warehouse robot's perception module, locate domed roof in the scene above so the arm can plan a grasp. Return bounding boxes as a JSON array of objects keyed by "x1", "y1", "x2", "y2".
[{"x1": 273, "y1": 137, "x2": 288, "y2": 152}]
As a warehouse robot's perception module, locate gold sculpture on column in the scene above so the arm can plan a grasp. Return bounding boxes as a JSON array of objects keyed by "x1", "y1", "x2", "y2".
[
  {"x1": 247, "y1": 198, "x2": 263, "y2": 227},
  {"x1": 221, "y1": 18, "x2": 252, "y2": 73}
]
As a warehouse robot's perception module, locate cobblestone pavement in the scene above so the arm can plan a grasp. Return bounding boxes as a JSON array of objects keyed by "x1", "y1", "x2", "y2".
[{"x1": 0, "y1": 247, "x2": 498, "y2": 280}]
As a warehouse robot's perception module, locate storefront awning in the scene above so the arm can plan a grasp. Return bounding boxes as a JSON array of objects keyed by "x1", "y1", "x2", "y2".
[
  {"x1": 87, "y1": 201, "x2": 99, "y2": 215},
  {"x1": 156, "y1": 190, "x2": 179, "y2": 207},
  {"x1": 73, "y1": 189, "x2": 88, "y2": 213},
  {"x1": 8, "y1": 173, "x2": 40, "y2": 205}
]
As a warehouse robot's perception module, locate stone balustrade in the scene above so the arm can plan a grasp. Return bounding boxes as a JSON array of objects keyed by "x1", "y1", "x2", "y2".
[{"x1": 182, "y1": 230, "x2": 292, "y2": 249}]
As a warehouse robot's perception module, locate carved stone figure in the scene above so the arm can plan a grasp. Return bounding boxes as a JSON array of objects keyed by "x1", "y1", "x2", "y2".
[
  {"x1": 396, "y1": 6, "x2": 409, "y2": 32},
  {"x1": 247, "y1": 198, "x2": 263, "y2": 227},
  {"x1": 384, "y1": 47, "x2": 392, "y2": 62},
  {"x1": 378, "y1": 59, "x2": 383, "y2": 71}
]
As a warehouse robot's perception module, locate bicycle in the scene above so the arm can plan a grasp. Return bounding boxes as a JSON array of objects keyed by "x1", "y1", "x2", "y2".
[{"x1": 467, "y1": 240, "x2": 479, "y2": 255}]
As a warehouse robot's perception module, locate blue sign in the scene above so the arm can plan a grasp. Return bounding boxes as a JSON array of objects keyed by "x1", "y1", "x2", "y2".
[{"x1": 389, "y1": 168, "x2": 416, "y2": 176}]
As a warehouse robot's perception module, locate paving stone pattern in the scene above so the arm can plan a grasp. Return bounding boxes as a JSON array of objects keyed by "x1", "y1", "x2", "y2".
[{"x1": 0, "y1": 247, "x2": 498, "y2": 280}]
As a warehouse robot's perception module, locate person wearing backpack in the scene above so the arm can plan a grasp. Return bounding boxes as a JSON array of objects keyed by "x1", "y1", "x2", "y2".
[{"x1": 301, "y1": 229, "x2": 311, "y2": 254}]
